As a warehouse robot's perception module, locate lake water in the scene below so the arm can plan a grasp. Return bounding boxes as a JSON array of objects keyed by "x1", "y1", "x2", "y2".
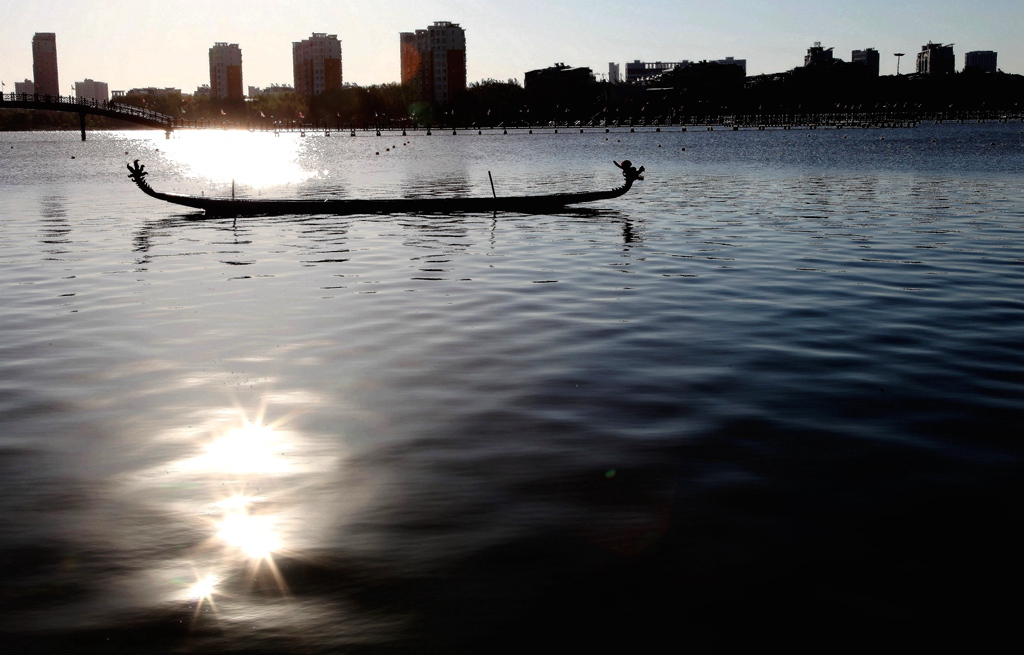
[{"x1": 1, "y1": 124, "x2": 1023, "y2": 652}]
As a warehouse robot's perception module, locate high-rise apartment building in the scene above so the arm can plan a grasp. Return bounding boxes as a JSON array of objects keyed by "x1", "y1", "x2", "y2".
[
  {"x1": 15, "y1": 79, "x2": 35, "y2": 95},
  {"x1": 917, "y1": 43, "x2": 954, "y2": 75},
  {"x1": 400, "y1": 21, "x2": 466, "y2": 106},
  {"x1": 209, "y1": 42, "x2": 243, "y2": 99},
  {"x1": 32, "y1": 33, "x2": 59, "y2": 96},
  {"x1": 964, "y1": 51, "x2": 997, "y2": 73},
  {"x1": 852, "y1": 48, "x2": 880, "y2": 77},
  {"x1": 292, "y1": 33, "x2": 342, "y2": 96},
  {"x1": 75, "y1": 79, "x2": 109, "y2": 102}
]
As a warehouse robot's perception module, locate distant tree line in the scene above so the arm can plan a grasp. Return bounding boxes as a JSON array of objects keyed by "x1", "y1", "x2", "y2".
[{"x1": 3, "y1": 67, "x2": 1022, "y2": 132}]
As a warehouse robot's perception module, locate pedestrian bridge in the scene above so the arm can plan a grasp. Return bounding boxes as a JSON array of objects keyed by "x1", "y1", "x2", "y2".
[{"x1": 0, "y1": 92, "x2": 179, "y2": 139}]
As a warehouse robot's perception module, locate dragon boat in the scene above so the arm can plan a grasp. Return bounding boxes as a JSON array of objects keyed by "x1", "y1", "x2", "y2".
[{"x1": 126, "y1": 160, "x2": 643, "y2": 217}]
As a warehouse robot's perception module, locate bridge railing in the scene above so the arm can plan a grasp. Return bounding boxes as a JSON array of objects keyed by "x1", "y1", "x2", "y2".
[{"x1": 1, "y1": 92, "x2": 177, "y2": 126}]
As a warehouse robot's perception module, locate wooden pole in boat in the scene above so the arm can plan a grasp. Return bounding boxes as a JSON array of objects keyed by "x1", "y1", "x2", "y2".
[{"x1": 488, "y1": 171, "x2": 496, "y2": 217}]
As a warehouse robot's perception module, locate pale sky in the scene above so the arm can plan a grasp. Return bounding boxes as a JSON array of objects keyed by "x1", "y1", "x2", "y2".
[{"x1": 1, "y1": 1, "x2": 1021, "y2": 93}]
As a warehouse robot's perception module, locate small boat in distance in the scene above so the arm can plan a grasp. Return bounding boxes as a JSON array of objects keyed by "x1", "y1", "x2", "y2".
[{"x1": 126, "y1": 160, "x2": 644, "y2": 217}]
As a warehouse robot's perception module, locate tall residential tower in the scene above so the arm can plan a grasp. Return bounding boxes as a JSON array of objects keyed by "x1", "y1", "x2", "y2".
[
  {"x1": 400, "y1": 21, "x2": 466, "y2": 106},
  {"x1": 292, "y1": 33, "x2": 342, "y2": 96},
  {"x1": 209, "y1": 42, "x2": 243, "y2": 99},
  {"x1": 32, "y1": 33, "x2": 59, "y2": 96}
]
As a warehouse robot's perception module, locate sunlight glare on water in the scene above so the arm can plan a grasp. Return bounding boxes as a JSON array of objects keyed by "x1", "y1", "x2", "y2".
[
  {"x1": 201, "y1": 420, "x2": 290, "y2": 475},
  {"x1": 217, "y1": 508, "x2": 281, "y2": 560},
  {"x1": 157, "y1": 130, "x2": 313, "y2": 189}
]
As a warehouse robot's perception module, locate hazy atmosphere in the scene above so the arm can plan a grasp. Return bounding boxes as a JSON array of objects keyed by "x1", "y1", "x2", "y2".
[{"x1": 2, "y1": 1, "x2": 1022, "y2": 90}]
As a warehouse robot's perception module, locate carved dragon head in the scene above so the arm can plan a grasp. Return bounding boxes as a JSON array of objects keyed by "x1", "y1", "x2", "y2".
[
  {"x1": 126, "y1": 159, "x2": 149, "y2": 187},
  {"x1": 614, "y1": 160, "x2": 645, "y2": 182}
]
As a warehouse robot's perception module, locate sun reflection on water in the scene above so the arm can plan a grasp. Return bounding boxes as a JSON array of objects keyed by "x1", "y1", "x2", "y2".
[
  {"x1": 216, "y1": 501, "x2": 281, "y2": 560},
  {"x1": 203, "y1": 420, "x2": 290, "y2": 475},
  {"x1": 158, "y1": 130, "x2": 313, "y2": 189},
  {"x1": 119, "y1": 400, "x2": 339, "y2": 618},
  {"x1": 189, "y1": 573, "x2": 219, "y2": 601}
]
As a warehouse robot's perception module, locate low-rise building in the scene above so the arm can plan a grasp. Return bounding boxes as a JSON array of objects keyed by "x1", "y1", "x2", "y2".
[
  {"x1": 917, "y1": 42, "x2": 955, "y2": 75},
  {"x1": 525, "y1": 63, "x2": 594, "y2": 93},
  {"x1": 75, "y1": 79, "x2": 109, "y2": 102},
  {"x1": 805, "y1": 43, "x2": 835, "y2": 67},
  {"x1": 122, "y1": 87, "x2": 181, "y2": 97},
  {"x1": 248, "y1": 84, "x2": 296, "y2": 98},
  {"x1": 14, "y1": 79, "x2": 35, "y2": 95},
  {"x1": 964, "y1": 51, "x2": 997, "y2": 73},
  {"x1": 623, "y1": 57, "x2": 747, "y2": 84},
  {"x1": 626, "y1": 60, "x2": 686, "y2": 84},
  {"x1": 852, "y1": 48, "x2": 880, "y2": 77}
]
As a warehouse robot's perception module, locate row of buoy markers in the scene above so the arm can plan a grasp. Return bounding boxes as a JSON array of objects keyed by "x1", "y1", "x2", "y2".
[
  {"x1": 376, "y1": 141, "x2": 412, "y2": 155},
  {"x1": 270, "y1": 125, "x2": 932, "y2": 136}
]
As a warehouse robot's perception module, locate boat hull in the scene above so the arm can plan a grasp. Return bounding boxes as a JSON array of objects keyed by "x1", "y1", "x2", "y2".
[{"x1": 127, "y1": 161, "x2": 642, "y2": 217}]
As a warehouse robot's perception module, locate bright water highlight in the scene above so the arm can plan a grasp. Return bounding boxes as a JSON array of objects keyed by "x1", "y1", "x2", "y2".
[{"x1": 1, "y1": 124, "x2": 1022, "y2": 652}]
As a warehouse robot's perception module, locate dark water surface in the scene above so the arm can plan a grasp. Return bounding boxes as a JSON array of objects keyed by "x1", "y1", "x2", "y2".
[{"x1": 1, "y1": 125, "x2": 1023, "y2": 652}]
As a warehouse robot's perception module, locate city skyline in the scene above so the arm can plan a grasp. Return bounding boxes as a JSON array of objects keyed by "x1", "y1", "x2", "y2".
[{"x1": 2, "y1": 1, "x2": 1022, "y2": 94}]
